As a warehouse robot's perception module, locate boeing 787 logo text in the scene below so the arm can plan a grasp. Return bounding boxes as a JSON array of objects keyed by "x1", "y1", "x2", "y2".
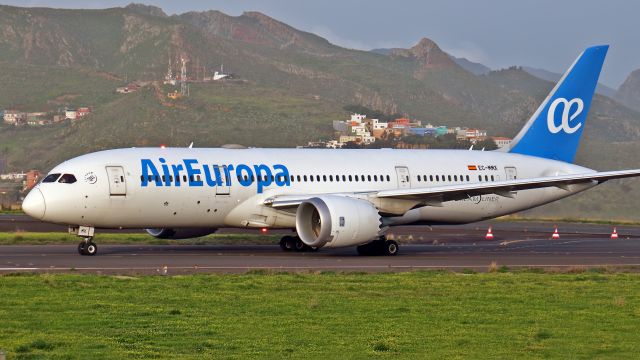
[
  {"x1": 547, "y1": 97, "x2": 584, "y2": 134},
  {"x1": 140, "y1": 158, "x2": 290, "y2": 193}
]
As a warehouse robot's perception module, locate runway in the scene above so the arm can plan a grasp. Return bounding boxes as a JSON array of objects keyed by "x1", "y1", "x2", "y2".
[{"x1": 2, "y1": 215, "x2": 640, "y2": 273}]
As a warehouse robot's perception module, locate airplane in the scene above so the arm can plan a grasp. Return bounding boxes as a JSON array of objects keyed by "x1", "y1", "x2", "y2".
[{"x1": 21, "y1": 45, "x2": 640, "y2": 256}]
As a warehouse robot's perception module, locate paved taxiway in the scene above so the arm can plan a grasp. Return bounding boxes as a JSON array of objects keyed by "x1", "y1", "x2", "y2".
[{"x1": 1, "y1": 214, "x2": 640, "y2": 273}]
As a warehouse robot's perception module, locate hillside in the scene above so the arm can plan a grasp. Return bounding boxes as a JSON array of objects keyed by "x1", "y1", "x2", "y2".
[
  {"x1": 616, "y1": 69, "x2": 640, "y2": 112},
  {"x1": 1, "y1": 4, "x2": 640, "y2": 220}
]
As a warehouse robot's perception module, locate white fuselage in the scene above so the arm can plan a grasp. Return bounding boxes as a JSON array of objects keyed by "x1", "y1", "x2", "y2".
[{"x1": 28, "y1": 147, "x2": 595, "y2": 229}]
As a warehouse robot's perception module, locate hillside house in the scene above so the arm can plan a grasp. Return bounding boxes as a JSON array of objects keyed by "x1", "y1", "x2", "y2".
[{"x1": 3, "y1": 110, "x2": 26, "y2": 126}]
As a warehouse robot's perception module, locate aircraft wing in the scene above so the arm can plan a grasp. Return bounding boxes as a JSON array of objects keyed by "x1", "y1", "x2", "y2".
[
  {"x1": 375, "y1": 169, "x2": 640, "y2": 202},
  {"x1": 265, "y1": 169, "x2": 640, "y2": 209}
]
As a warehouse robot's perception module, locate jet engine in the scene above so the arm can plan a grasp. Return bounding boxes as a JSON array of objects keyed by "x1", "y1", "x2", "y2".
[
  {"x1": 145, "y1": 228, "x2": 217, "y2": 239},
  {"x1": 295, "y1": 195, "x2": 383, "y2": 248}
]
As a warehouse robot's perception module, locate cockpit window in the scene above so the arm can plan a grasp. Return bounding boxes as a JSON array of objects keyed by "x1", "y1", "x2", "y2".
[
  {"x1": 42, "y1": 173, "x2": 61, "y2": 183},
  {"x1": 58, "y1": 174, "x2": 77, "y2": 184}
]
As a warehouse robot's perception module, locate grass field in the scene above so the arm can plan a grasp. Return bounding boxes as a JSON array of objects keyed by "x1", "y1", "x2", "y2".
[
  {"x1": 1, "y1": 272, "x2": 639, "y2": 359},
  {"x1": 0, "y1": 232, "x2": 280, "y2": 246}
]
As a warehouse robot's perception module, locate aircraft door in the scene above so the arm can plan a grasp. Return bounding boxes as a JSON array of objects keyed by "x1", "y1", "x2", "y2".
[
  {"x1": 395, "y1": 166, "x2": 411, "y2": 189},
  {"x1": 215, "y1": 165, "x2": 230, "y2": 195},
  {"x1": 106, "y1": 166, "x2": 127, "y2": 196},
  {"x1": 505, "y1": 167, "x2": 517, "y2": 180}
]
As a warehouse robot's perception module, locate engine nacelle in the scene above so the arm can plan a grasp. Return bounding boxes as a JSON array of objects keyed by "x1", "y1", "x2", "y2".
[
  {"x1": 296, "y1": 195, "x2": 383, "y2": 248},
  {"x1": 145, "y1": 228, "x2": 217, "y2": 240}
]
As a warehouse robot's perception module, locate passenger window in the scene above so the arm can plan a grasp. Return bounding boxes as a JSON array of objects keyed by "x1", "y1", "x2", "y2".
[
  {"x1": 58, "y1": 174, "x2": 77, "y2": 184},
  {"x1": 329, "y1": 175, "x2": 333, "y2": 182},
  {"x1": 316, "y1": 175, "x2": 320, "y2": 182},
  {"x1": 297, "y1": 175, "x2": 301, "y2": 182},
  {"x1": 374, "y1": 175, "x2": 378, "y2": 182},
  {"x1": 368, "y1": 175, "x2": 372, "y2": 182},
  {"x1": 491, "y1": 175, "x2": 495, "y2": 181},
  {"x1": 454, "y1": 175, "x2": 458, "y2": 181},
  {"x1": 466, "y1": 175, "x2": 470, "y2": 181},
  {"x1": 43, "y1": 173, "x2": 61, "y2": 183},
  {"x1": 355, "y1": 175, "x2": 359, "y2": 182},
  {"x1": 323, "y1": 175, "x2": 327, "y2": 182},
  {"x1": 343, "y1": 175, "x2": 347, "y2": 182},
  {"x1": 430, "y1": 175, "x2": 434, "y2": 182},
  {"x1": 183, "y1": 175, "x2": 187, "y2": 182},
  {"x1": 386, "y1": 175, "x2": 391, "y2": 181},
  {"x1": 349, "y1": 175, "x2": 353, "y2": 182},
  {"x1": 303, "y1": 175, "x2": 307, "y2": 182},
  {"x1": 448, "y1": 175, "x2": 452, "y2": 182},
  {"x1": 479, "y1": 175, "x2": 482, "y2": 182},
  {"x1": 310, "y1": 175, "x2": 314, "y2": 182}
]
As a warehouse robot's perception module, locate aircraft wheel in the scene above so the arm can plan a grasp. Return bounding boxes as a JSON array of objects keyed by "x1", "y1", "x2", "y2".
[
  {"x1": 77, "y1": 241, "x2": 86, "y2": 255},
  {"x1": 78, "y1": 238, "x2": 97, "y2": 256},
  {"x1": 279, "y1": 236, "x2": 295, "y2": 252},
  {"x1": 294, "y1": 238, "x2": 307, "y2": 252},
  {"x1": 356, "y1": 242, "x2": 375, "y2": 256},
  {"x1": 382, "y1": 240, "x2": 399, "y2": 256},
  {"x1": 84, "y1": 241, "x2": 98, "y2": 256}
]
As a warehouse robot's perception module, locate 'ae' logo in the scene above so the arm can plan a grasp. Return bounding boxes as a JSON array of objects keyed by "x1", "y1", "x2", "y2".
[{"x1": 547, "y1": 97, "x2": 584, "y2": 134}]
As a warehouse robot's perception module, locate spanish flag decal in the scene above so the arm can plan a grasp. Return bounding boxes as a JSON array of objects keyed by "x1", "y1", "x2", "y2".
[{"x1": 467, "y1": 165, "x2": 478, "y2": 171}]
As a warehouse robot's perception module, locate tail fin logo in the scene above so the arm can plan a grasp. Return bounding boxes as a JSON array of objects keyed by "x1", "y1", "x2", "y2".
[{"x1": 547, "y1": 97, "x2": 584, "y2": 134}]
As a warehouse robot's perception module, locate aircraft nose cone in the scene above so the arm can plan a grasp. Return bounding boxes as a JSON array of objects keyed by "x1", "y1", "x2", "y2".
[{"x1": 22, "y1": 188, "x2": 46, "y2": 220}]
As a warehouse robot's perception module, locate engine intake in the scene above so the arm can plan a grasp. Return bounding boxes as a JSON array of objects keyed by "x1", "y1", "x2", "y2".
[
  {"x1": 296, "y1": 195, "x2": 383, "y2": 248},
  {"x1": 145, "y1": 228, "x2": 217, "y2": 239}
]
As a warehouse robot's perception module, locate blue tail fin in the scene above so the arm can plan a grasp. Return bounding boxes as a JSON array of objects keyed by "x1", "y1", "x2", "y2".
[{"x1": 508, "y1": 45, "x2": 608, "y2": 163}]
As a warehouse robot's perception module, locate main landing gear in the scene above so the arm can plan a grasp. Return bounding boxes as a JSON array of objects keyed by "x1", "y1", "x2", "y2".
[
  {"x1": 70, "y1": 226, "x2": 98, "y2": 256},
  {"x1": 279, "y1": 236, "x2": 318, "y2": 253},
  {"x1": 356, "y1": 237, "x2": 399, "y2": 256}
]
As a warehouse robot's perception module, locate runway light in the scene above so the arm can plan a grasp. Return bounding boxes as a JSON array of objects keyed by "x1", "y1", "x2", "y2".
[
  {"x1": 160, "y1": 144, "x2": 167, "y2": 149},
  {"x1": 261, "y1": 227, "x2": 268, "y2": 234}
]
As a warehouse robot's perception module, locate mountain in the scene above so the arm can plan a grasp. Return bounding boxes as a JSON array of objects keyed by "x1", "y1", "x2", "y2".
[
  {"x1": 523, "y1": 66, "x2": 618, "y2": 98},
  {"x1": 1, "y1": 4, "x2": 640, "y2": 220},
  {"x1": 450, "y1": 56, "x2": 491, "y2": 75},
  {"x1": 616, "y1": 69, "x2": 640, "y2": 112}
]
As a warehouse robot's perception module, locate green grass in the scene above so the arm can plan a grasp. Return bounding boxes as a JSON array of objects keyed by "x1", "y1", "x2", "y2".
[
  {"x1": 1, "y1": 272, "x2": 639, "y2": 358},
  {"x1": 0, "y1": 232, "x2": 280, "y2": 245}
]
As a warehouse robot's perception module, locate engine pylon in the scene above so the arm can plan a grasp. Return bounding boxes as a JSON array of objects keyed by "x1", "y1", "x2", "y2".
[
  {"x1": 485, "y1": 226, "x2": 494, "y2": 240},
  {"x1": 551, "y1": 225, "x2": 560, "y2": 240},
  {"x1": 611, "y1": 227, "x2": 619, "y2": 239}
]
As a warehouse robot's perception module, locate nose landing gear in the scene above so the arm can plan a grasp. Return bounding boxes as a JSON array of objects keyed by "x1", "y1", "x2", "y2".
[
  {"x1": 70, "y1": 226, "x2": 98, "y2": 256},
  {"x1": 78, "y1": 238, "x2": 98, "y2": 256}
]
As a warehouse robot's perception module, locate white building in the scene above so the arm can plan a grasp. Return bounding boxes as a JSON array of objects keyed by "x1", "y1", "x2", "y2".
[
  {"x1": 65, "y1": 109, "x2": 77, "y2": 120},
  {"x1": 3, "y1": 110, "x2": 26, "y2": 125},
  {"x1": 491, "y1": 137, "x2": 513, "y2": 149}
]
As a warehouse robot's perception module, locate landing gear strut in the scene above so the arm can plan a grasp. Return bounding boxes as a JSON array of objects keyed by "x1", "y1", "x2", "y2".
[
  {"x1": 77, "y1": 238, "x2": 98, "y2": 256},
  {"x1": 357, "y1": 237, "x2": 399, "y2": 256},
  {"x1": 279, "y1": 235, "x2": 318, "y2": 253}
]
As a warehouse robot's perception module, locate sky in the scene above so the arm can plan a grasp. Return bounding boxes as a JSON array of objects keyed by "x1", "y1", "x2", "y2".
[{"x1": 4, "y1": 0, "x2": 639, "y2": 88}]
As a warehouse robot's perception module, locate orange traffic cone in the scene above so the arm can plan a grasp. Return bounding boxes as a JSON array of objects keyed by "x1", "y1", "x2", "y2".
[
  {"x1": 611, "y1": 227, "x2": 619, "y2": 239},
  {"x1": 551, "y1": 225, "x2": 560, "y2": 240},
  {"x1": 485, "y1": 226, "x2": 494, "y2": 240}
]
